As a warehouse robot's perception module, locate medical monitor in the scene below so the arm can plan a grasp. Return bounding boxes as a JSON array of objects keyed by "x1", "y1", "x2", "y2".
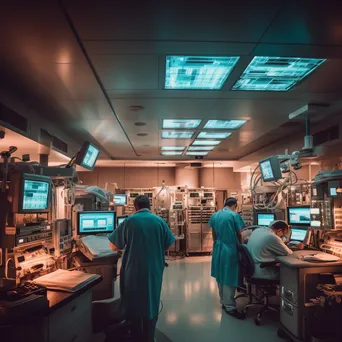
[
  {"x1": 75, "y1": 141, "x2": 100, "y2": 170},
  {"x1": 257, "y1": 213, "x2": 276, "y2": 226},
  {"x1": 259, "y1": 156, "x2": 282, "y2": 182},
  {"x1": 11, "y1": 173, "x2": 51, "y2": 213},
  {"x1": 117, "y1": 215, "x2": 128, "y2": 226},
  {"x1": 77, "y1": 211, "x2": 115, "y2": 235},
  {"x1": 114, "y1": 194, "x2": 127, "y2": 206},
  {"x1": 290, "y1": 228, "x2": 307, "y2": 242},
  {"x1": 287, "y1": 206, "x2": 310, "y2": 226}
]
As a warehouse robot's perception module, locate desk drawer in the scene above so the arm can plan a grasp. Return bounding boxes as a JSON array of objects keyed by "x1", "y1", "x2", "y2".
[
  {"x1": 280, "y1": 298, "x2": 302, "y2": 339},
  {"x1": 281, "y1": 286, "x2": 297, "y2": 305},
  {"x1": 49, "y1": 291, "x2": 92, "y2": 338}
]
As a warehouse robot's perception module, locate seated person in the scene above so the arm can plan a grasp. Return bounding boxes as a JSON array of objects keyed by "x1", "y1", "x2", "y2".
[{"x1": 247, "y1": 220, "x2": 293, "y2": 279}]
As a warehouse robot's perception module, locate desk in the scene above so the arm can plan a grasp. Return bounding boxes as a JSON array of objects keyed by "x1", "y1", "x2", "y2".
[
  {"x1": 1, "y1": 276, "x2": 102, "y2": 342},
  {"x1": 276, "y1": 251, "x2": 342, "y2": 341}
]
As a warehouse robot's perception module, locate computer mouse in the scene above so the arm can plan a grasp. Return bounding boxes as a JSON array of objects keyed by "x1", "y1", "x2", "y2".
[{"x1": 7, "y1": 290, "x2": 18, "y2": 296}]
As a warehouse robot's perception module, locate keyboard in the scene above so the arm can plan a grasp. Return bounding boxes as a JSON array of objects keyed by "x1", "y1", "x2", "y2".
[{"x1": 6, "y1": 282, "x2": 47, "y2": 299}]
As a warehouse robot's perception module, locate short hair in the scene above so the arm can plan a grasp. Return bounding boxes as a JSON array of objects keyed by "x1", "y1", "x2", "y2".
[
  {"x1": 134, "y1": 195, "x2": 151, "y2": 210},
  {"x1": 224, "y1": 197, "x2": 238, "y2": 207},
  {"x1": 270, "y1": 220, "x2": 289, "y2": 232}
]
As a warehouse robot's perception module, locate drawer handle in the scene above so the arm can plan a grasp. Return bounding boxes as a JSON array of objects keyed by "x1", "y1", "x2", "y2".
[
  {"x1": 284, "y1": 290, "x2": 294, "y2": 300},
  {"x1": 71, "y1": 306, "x2": 77, "y2": 312}
]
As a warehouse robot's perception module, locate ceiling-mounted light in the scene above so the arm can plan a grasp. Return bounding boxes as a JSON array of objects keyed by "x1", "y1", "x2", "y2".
[
  {"x1": 162, "y1": 119, "x2": 202, "y2": 129},
  {"x1": 188, "y1": 146, "x2": 215, "y2": 151},
  {"x1": 186, "y1": 151, "x2": 208, "y2": 156},
  {"x1": 192, "y1": 140, "x2": 221, "y2": 146},
  {"x1": 162, "y1": 131, "x2": 194, "y2": 139},
  {"x1": 204, "y1": 120, "x2": 246, "y2": 129},
  {"x1": 232, "y1": 56, "x2": 326, "y2": 91},
  {"x1": 165, "y1": 56, "x2": 240, "y2": 90},
  {"x1": 161, "y1": 146, "x2": 186, "y2": 151},
  {"x1": 197, "y1": 132, "x2": 231, "y2": 139},
  {"x1": 161, "y1": 151, "x2": 183, "y2": 156}
]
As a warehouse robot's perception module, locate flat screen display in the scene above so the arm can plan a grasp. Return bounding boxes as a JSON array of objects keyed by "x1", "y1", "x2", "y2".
[
  {"x1": 330, "y1": 188, "x2": 337, "y2": 196},
  {"x1": 117, "y1": 216, "x2": 128, "y2": 226},
  {"x1": 291, "y1": 228, "x2": 307, "y2": 242},
  {"x1": 115, "y1": 194, "x2": 127, "y2": 206},
  {"x1": 80, "y1": 144, "x2": 100, "y2": 170},
  {"x1": 257, "y1": 213, "x2": 275, "y2": 226},
  {"x1": 260, "y1": 160, "x2": 274, "y2": 181},
  {"x1": 22, "y1": 179, "x2": 50, "y2": 210},
  {"x1": 310, "y1": 208, "x2": 320, "y2": 215},
  {"x1": 78, "y1": 211, "x2": 115, "y2": 235},
  {"x1": 288, "y1": 206, "x2": 310, "y2": 226}
]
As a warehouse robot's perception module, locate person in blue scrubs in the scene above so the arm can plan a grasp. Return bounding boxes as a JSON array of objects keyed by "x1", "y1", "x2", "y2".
[
  {"x1": 209, "y1": 197, "x2": 245, "y2": 319},
  {"x1": 109, "y1": 195, "x2": 175, "y2": 342}
]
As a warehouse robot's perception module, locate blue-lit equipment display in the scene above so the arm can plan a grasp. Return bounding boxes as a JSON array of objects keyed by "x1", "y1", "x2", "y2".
[
  {"x1": 165, "y1": 56, "x2": 240, "y2": 90},
  {"x1": 232, "y1": 56, "x2": 326, "y2": 91},
  {"x1": 291, "y1": 228, "x2": 307, "y2": 242},
  {"x1": 287, "y1": 207, "x2": 310, "y2": 226},
  {"x1": 257, "y1": 213, "x2": 275, "y2": 226},
  {"x1": 78, "y1": 211, "x2": 115, "y2": 235},
  {"x1": 23, "y1": 179, "x2": 50, "y2": 210},
  {"x1": 204, "y1": 120, "x2": 246, "y2": 129},
  {"x1": 114, "y1": 194, "x2": 127, "y2": 206},
  {"x1": 162, "y1": 119, "x2": 202, "y2": 129}
]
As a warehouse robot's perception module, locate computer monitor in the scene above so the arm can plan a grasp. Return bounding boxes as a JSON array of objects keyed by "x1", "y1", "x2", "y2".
[
  {"x1": 259, "y1": 156, "x2": 282, "y2": 182},
  {"x1": 11, "y1": 173, "x2": 51, "y2": 213},
  {"x1": 287, "y1": 206, "x2": 311, "y2": 226},
  {"x1": 77, "y1": 211, "x2": 115, "y2": 235},
  {"x1": 75, "y1": 141, "x2": 100, "y2": 171},
  {"x1": 114, "y1": 194, "x2": 127, "y2": 206},
  {"x1": 290, "y1": 228, "x2": 307, "y2": 242},
  {"x1": 257, "y1": 213, "x2": 276, "y2": 226},
  {"x1": 117, "y1": 215, "x2": 128, "y2": 226}
]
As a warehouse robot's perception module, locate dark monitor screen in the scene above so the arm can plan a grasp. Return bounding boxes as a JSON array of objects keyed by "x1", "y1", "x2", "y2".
[
  {"x1": 117, "y1": 216, "x2": 128, "y2": 226},
  {"x1": 257, "y1": 213, "x2": 275, "y2": 226},
  {"x1": 115, "y1": 194, "x2": 127, "y2": 206},
  {"x1": 290, "y1": 228, "x2": 307, "y2": 242},
  {"x1": 259, "y1": 156, "x2": 282, "y2": 182},
  {"x1": 78, "y1": 211, "x2": 115, "y2": 235},
  {"x1": 287, "y1": 206, "x2": 310, "y2": 226},
  {"x1": 75, "y1": 142, "x2": 100, "y2": 170},
  {"x1": 22, "y1": 179, "x2": 50, "y2": 211}
]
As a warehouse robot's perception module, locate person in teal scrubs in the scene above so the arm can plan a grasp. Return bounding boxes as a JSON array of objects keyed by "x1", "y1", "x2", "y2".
[
  {"x1": 109, "y1": 195, "x2": 175, "y2": 342},
  {"x1": 209, "y1": 197, "x2": 245, "y2": 320}
]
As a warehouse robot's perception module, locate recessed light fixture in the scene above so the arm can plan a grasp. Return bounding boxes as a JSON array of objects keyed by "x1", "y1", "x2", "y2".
[
  {"x1": 186, "y1": 151, "x2": 208, "y2": 156},
  {"x1": 162, "y1": 119, "x2": 202, "y2": 129},
  {"x1": 161, "y1": 151, "x2": 183, "y2": 156},
  {"x1": 204, "y1": 120, "x2": 246, "y2": 129},
  {"x1": 162, "y1": 131, "x2": 194, "y2": 139},
  {"x1": 161, "y1": 146, "x2": 186, "y2": 151},
  {"x1": 165, "y1": 56, "x2": 240, "y2": 90},
  {"x1": 192, "y1": 140, "x2": 221, "y2": 146},
  {"x1": 129, "y1": 105, "x2": 145, "y2": 111},
  {"x1": 197, "y1": 132, "x2": 231, "y2": 139},
  {"x1": 137, "y1": 132, "x2": 148, "y2": 137},
  {"x1": 232, "y1": 56, "x2": 326, "y2": 91},
  {"x1": 135, "y1": 122, "x2": 147, "y2": 126},
  {"x1": 188, "y1": 146, "x2": 215, "y2": 151}
]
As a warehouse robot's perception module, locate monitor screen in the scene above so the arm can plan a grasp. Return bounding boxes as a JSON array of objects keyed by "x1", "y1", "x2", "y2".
[
  {"x1": 257, "y1": 213, "x2": 275, "y2": 226},
  {"x1": 80, "y1": 144, "x2": 100, "y2": 170},
  {"x1": 78, "y1": 211, "x2": 115, "y2": 235},
  {"x1": 330, "y1": 188, "x2": 337, "y2": 196},
  {"x1": 260, "y1": 160, "x2": 274, "y2": 181},
  {"x1": 259, "y1": 156, "x2": 282, "y2": 182},
  {"x1": 288, "y1": 206, "x2": 310, "y2": 226},
  {"x1": 22, "y1": 179, "x2": 50, "y2": 210},
  {"x1": 115, "y1": 194, "x2": 127, "y2": 206},
  {"x1": 291, "y1": 228, "x2": 307, "y2": 242},
  {"x1": 117, "y1": 216, "x2": 128, "y2": 226}
]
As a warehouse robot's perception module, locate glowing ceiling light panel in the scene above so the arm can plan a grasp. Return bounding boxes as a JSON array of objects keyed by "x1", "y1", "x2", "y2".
[
  {"x1": 192, "y1": 140, "x2": 221, "y2": 146},
  {"x1": 204, "y1": 120, "x2": 246, "y2": 129},
  {"x1": 165, "y1": 56, "x2": 240, "y2": 90},
  {"x1": 188, "y1": 146, "x2": 215, "y2": 151},
  {"x1": 232, "y1": 56, "x2": 326, "y2": 91},
  {"x1": 162, "y1": 119, "x2": 202, "y2": 129},
  {"x1": 161, "y1": 151, "x2": 183, "y2": 156},
  {"x1": 161, "y1": 146, "x2": 186, "y2": 151},
  {"x1": 197, "y1": 132, "x2": 231, "y2": 139},
  {"x1": 186, "y1": 151, "x2": 209, "y2": 156},
  {"x1": 162, "y1": 131, "x2": 194, "y2": 139}
]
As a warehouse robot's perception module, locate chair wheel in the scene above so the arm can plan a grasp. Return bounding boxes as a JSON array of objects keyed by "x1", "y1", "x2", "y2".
[{"x1": 254, "y1": 315, "x2": 261, "y2": 326}]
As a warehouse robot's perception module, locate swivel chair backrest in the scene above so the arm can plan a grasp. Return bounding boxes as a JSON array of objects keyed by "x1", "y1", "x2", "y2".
[{"x1": 238, "y1": 244, "x2": 255, "y2": 282}]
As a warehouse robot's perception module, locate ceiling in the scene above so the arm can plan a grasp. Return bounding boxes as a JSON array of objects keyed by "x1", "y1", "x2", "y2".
[{"x1": 1, "y1": 1, "x2": 342, "y2": 164}]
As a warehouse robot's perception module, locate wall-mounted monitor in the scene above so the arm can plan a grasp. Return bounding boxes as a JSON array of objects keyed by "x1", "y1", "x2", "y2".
[
  {"x1": 114, "y1": 194, "x2": 127, "y2": 206},
  {"x1": 287, "y1": 206, "x2": 311, "y2": 226},
  {"x1": 75, "y1": 141, "x2": 100, "y2": 171},
  {"x1": 259, "y1": 156, "x2": 282, "y2": 182},
  {"x1": 77, "y1": 211, "x2": 115, "y2": 235},
  {"x1": 11, "y1": 173, "x2": 51, "y2": 213},
  {"x1": 256, "y1": 213, "x2": 276, "y2": 226}
]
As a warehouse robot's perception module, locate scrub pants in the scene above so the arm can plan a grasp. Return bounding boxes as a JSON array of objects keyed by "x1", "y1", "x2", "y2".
[
  {"x1": 217, "y1": 282, "x2": 236, "y2": 312},
  {"x1": 130, "y1": 317, "x2": 157, "y2": 342}
]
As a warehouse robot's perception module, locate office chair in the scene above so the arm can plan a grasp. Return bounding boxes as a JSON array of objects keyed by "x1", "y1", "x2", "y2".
[{"x1": 237, "y1": 244, "x2": 280, "y2": 326}]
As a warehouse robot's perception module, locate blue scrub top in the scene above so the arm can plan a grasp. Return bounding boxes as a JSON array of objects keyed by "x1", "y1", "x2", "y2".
[
  {"x1": 209, "y1": 207, "x2": 245, "y2": 287},
  {"x1": 108, "y1": 208, "x2": 175, "y2": 320}
]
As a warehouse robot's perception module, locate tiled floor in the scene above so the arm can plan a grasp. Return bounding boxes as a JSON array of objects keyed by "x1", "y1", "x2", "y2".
[{"x1": 156, "y1": 256, "x2": 282, "y2": 342}]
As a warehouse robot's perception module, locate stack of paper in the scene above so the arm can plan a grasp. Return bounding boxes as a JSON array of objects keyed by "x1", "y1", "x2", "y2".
[
  {"x1": 33, "y1": 269, "x2": 100, "y2": 292},
  {"x1": 79, "y1": 235, "x2": 116, "y2": 259}
]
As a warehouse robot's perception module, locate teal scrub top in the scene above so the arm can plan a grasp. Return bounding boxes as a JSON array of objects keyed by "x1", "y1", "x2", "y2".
[
  {"x1": 108, "y1": 209, "x2": 175, "y2": 320},
  {"x1": 209, "y1": 207, "x2": 245, "y2": 287}
]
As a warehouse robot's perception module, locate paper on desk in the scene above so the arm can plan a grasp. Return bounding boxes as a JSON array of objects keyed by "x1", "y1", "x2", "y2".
[
  {"x1": 80, "y1": 235, "x2": 115, "y2": 258},
  {"x1": 33, "y1": 269, "x2": 100, "y2": 292}
]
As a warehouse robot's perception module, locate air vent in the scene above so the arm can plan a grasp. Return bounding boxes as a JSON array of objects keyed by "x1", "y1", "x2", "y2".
[
  {"x1": 190, "y1": 163, "x2": 202, "y2": 168},
  {"x1": 0, "y1": 103, "x2": 28, "y2": 132},
  {"x1": 52, "y1": 136, "x2": 68, "y2": 153},
  {"x1": 313, "y1": 125, "x2": 339, "y2": 146}
]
